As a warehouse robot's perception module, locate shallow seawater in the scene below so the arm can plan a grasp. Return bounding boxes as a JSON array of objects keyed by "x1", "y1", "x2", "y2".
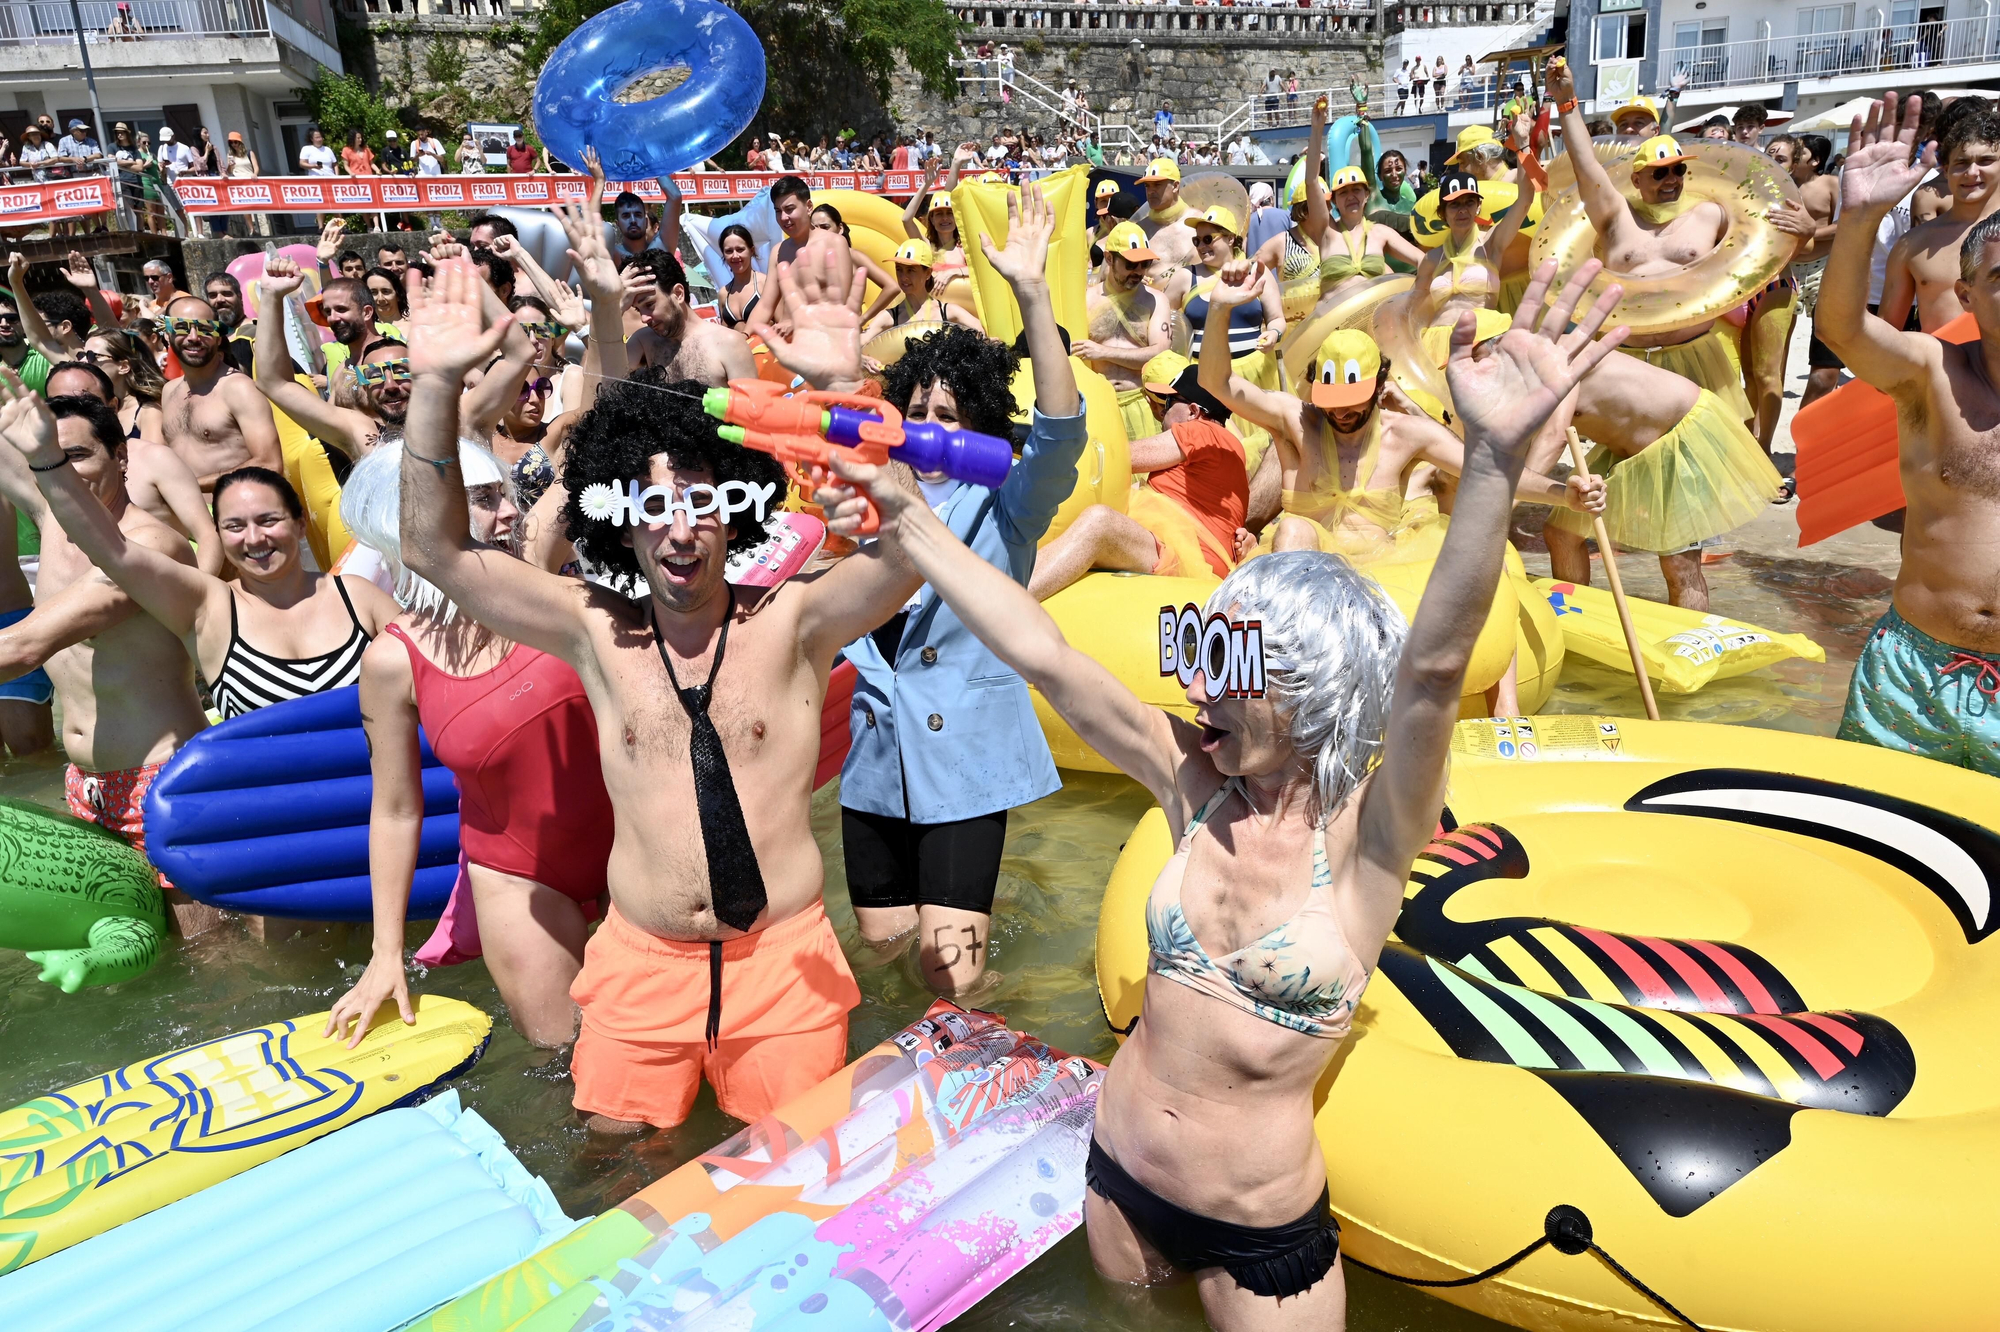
[{"x1": 0, "y1": 547, "x2": 1892, "y2": 1331}]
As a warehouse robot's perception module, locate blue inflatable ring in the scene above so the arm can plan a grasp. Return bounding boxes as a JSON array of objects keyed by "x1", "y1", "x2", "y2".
[{"x1": 532, "y1": 0, "x2": 766, "y2": 180}]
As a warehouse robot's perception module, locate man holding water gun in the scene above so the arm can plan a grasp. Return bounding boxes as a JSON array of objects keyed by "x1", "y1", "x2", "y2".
[{"x1": 834, "y1": 185, "x2": 1084, "y2": 1000}]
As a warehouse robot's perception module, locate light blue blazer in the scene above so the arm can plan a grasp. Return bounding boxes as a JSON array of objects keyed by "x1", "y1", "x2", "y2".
[{"x1": 840, "y1": 407, "x2": 1089, "y2": 825}]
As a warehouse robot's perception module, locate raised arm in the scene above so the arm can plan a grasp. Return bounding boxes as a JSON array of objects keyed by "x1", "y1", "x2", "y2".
[
  {"x1": 1485, "y1": 179, "x2": 1538, "y2": 262},
  {"x1": 401, "y1": 259, "x2": 593, "y2": 663},
  {"x1": 1544, "y1": 60, "x2": 1627, "y2": 235},
  {"x1": 0, "y1": 377, "x2": 217, "y2": 642},
  {"x1": 982, "y1": 183, "x2": 1079, "y2": 420},
  {"x1": 316, "y1": 218, "x2": 347, "y2": 286},
  {"x1": 1816, "y1": 93, "x2": 1938, "y2": 394},
  {"x1": 131, "y1": 440, "x2": 225, "y2": 572},
  {"x1": 554, "y1": 193, "x2": 630, "y2": 414},
  {"x1": 903, "y1": 156, "x2": 943, "y2": 239},
  {"x1": 813, "y1": 453, "x2": 1185, "y2": 810},
  {"x1": 253, "y1": 257, "x2": 371, "y2": 455},
  {"x1": 7, "y1": 254, "x2": 77, "y2": 361},
  {"x1": 60, "y1": 253, "x2": 121, "y2": 339},
  {"x1": 1195, "y1": 261, "x2": 1307, "y2": 442},
  {"x1": 1302, "y1": 96, "x2": 1332, "y2": 244},
  {"x1": 325, "y1": 634, "x2": 423, "y2": 1047},
  {"x1": 758, "y1": 235, "x2": 924, "y2": 662},
  {"x1": 655, "y1": 175, "x2": 683, "y2": 259},
  {"x1": 1353, "y1": 260, "x2": 1624, "y2": 951}
]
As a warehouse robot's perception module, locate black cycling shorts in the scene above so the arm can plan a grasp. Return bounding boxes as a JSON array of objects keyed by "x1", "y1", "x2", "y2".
[{"x1": 841, "y1": 806, "x2": 1009, "y2": 914}]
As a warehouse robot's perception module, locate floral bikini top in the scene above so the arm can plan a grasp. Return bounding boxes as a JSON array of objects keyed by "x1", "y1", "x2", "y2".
[{"x1": 1145, "y1": 778, "x2": 1371, "y2": 1040}]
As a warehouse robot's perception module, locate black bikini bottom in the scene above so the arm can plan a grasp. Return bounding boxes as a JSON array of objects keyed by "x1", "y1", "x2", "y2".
[{"x1": 1085, "y1": 1137, "x2": 1341, "y2": 1300}]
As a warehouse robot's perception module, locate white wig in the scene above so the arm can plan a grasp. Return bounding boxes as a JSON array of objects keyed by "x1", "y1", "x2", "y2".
[
  {"x1": 1207, "y1": 551, "x2": 1408, "y2": 827},
  {"x1": 339, "y1": 437, "x2": 508, "y2": 622}
]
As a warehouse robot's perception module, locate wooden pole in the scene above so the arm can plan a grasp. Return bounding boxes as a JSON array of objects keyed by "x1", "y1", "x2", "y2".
[{"x1": 1566, "y1": 428, "x2": 1660, "y2": 722}]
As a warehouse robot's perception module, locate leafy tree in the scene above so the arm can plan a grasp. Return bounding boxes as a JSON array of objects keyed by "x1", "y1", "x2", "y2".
[{"x1": 296, "y1": 70, "x2": 405, "y2": 150}]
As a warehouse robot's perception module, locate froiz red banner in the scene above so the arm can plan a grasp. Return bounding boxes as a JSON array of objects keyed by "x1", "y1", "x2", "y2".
[
  {"x1": 170, "y1": 171, "x2": 931, "y2": 214},
  {"x1": 0, "y1": 176, "x2": 115, "y2": 223}
]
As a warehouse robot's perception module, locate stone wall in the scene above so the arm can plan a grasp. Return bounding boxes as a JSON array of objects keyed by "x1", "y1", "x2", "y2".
[
  {"x1": 345, "y1": 15, "x2": 539, "y2": 129},
  {"x1": 889, "y1": 38, "x2": 1379, "y2": 145}
]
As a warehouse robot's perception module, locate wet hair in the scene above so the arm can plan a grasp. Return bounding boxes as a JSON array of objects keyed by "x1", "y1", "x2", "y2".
[
  {"x1": 47, "y1": 394, "x2": 125, "y2": 455},
  {"x1": 47, "y1": 360, "x2": 116, "y2": 401},
  {"x1": 466, "y1": 213, "x2": 519, "y2": 241},
  {"x1": 1794, "y1": 134, "x2": 1833, "y2": 173},
  {"x1": 559, "y1": 367, "x2": 786, "y2": 576},
  {"x1": 719, "y1": 223, "x2": 755, "y2": 252},
  {"x1": 86, "y1": 329, "x2": 164, "y2": 404},
  {"x1": 1940, "y1": 103, "x2": 2000, "y2": 168},
  {"x1": 769, "y1": 175, "x2": 812, "y2": 208},
  {"x1": 613, "y1": 189, "x2": 646, "y2": 213},
  {"x1": 213, "y1": 466, "x2": 303, "y2": 519},
  {"x1": 880, "y1": 324, "x2": 1022, "y2": 440},
  {"x1": 1959, "y1": 210, "x2": 2000, "y2": 282},
  {"x1": 1205, "y1": 552, "x2": 1407, "y2": 827},
  {"x1": 340, "y1": 436, "x2": 509, "y2": 620},
  {"x1": 34, "y1": 289, "x2": 91, "y2": 338}
]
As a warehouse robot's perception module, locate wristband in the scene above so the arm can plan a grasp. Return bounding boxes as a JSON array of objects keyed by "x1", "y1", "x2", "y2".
[
  {"x1": 1557, "y1": 98, "x2": 1578, "y2": 115},
  {"x1": 28, "y1": 456, "x2": 69, "y2": 473},
  {"x1": 407, "y1": 452, "x2": 459, "y2": 471}
]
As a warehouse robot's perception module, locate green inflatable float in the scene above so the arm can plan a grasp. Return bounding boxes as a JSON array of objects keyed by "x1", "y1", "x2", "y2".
[{"x1": 0, "y1": 798, "x2": 164, "y2": 991}]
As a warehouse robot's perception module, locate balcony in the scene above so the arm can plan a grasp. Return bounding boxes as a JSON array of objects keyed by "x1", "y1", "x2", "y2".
[
  {"x1": 1664, "y1": 13, "x2": 2000, "y2": 96},
  {"x1": 952, "y1": 0, "x2": 1383, "y2": 40},
  {"x1": 0, "y1": 0, "x2": 341, "y2": 77},
  {"x1": 334, "y1": 0, "x2": 513, "y2": 19}
]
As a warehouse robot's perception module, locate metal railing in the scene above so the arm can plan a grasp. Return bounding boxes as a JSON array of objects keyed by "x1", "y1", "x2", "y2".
[
  {"x1": 953, "y1": 0, "x2": 1381, "y2": 36},
  {"x1": 334, "y1": 0, "x2": 511, "y2": 18},
  {"x1": 1394, "y1": 2, "x2": 1536, "y2": 25},
  {"x1": 0, "y1": 0, "x2": 270, "y2": 41},
  {"x1": 1663, "y1": 13, "x2": 2000, "y2": 92}
]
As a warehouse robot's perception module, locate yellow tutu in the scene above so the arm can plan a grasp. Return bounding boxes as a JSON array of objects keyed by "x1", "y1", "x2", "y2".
[
  {"x1": 1497, "y1": 268, "x2": 1530, "y2": 317},
  {"x1": 1417, "y1": 307, "x2": 1514, "y2": 367},
  {"x1": 1128, "y1": 486, "x2": 1234, "y2": 577},
  {"x1": 1547, "y1": 389, "x2": 1782, "y2": 553},
  {"x1": 1115, "y1": 386, "x2": 1159, "y2": 444},
  {"x1": 1616, "y1": 326, "x2": 1754, "y2": 425},
  {"x1": 1225, "y1": 348, "x2": 1279, "y2": 478}
]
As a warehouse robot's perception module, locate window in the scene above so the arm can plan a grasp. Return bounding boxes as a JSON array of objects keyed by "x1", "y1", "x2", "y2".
[
  {"x1": 1595, "y1": 10, "x2": 1647, "y2": 61},
  {"x1": 1673, "y1": 18, "x2": 1730, "y2": 85}
]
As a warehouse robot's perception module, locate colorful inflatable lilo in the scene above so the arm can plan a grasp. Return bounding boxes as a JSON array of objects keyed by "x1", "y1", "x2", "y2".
[
  {"x1": 0, "y1": 798, "x2": 163, "y2": 993},
  {"x1": 1100, "y1": 715, "x2": 2000, "y2": 1331}
]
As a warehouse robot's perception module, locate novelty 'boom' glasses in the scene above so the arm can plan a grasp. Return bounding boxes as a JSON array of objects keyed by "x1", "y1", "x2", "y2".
[{"x1": 1160, "y1": 603, "x2": 1267, "y2": 702}]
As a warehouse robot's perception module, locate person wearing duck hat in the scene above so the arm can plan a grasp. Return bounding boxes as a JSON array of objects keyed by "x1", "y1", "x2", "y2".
[
  {"x1": 1092, "y1": 177, "x2": 1122, "y2": 240},
  {"x1": 1609, "y1": 95, "x2": 1662, "y2": 139},
  {"x1": 1545, "y1": 58, "x2": 1753, "y2": 424},
  {"x1": 1409, "y1": 165, "x2": 1532, "y2": 367},
  {"x1": 1308, "y1": 164, "x2": 1424, "y2": 307},
  {"x1": 1080, "y1": 221, "x2": 1173, "y2": 442},
  {"x1": 1189, "y1": 279, "x2": 1602, "y2": 617},
  {"x1": 1168, "y1": 204, "x2": 1284, "y2": 358},
  {"x1": 1134, "y1": 155, "x2": 1197, "y2": 276},
  {"x1": 901, "y1": 141, "x2": 977, "y2": 289},
  {"x1": 1027, "y1": 349, "x2": 1250, "y2": 598},
  {"x1": 860, "y1": 236, "x2": 984, "y2": 337}
]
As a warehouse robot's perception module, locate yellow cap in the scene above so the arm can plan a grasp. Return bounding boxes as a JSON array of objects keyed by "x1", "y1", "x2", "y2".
[
  {"x1": 1631, "y1": 134, "x2": 1694, "y2": 172},
  {"x1": 894, "y1": 237, "x2": 936, "y2": 267},
  {"x1": 1447, "y1": 125, "x2": 1498, "y2": 164},
  {"x1": 1329, "y1": 166, "x2": 1369, "y2": 192},
  {"x1": 1103, "y1": 221, "x2": 1158, "y2": 263},
  {"x1": 1193, "y1": 204, "x2": 1242, "y2": 237},
  {"x1": 977, "y1": 171, "x2": 1006, "y2": 183},
  {"x1": 1094, "y1": 178, "x2": 1121, "y2": 199},
  {"x1": 1137, "y1": 157, "x2": 1182, "y2": 184},
  {"x1": 1141, "y1": 350, "x2": 1193, "y2": 394},
  {"x1": 1310, "y1": 328, "x2": 1383, "y2": 410},
  {"x1": 1610, "y1": 96, "x2": 1661, "y2": 126},
  {"x1": 927, "y1": 192, "x2": 953, "y2": 212}
]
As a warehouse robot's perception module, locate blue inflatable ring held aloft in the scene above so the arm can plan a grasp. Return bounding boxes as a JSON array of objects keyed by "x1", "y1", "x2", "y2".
[{"x1": 533, "y1": 0, "x2": 767, "y2": 181}]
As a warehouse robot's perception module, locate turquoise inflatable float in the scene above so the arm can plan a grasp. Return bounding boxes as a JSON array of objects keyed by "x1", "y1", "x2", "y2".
[{"x1": 0, "y1": 798, "x2": 163, "y2": 992}]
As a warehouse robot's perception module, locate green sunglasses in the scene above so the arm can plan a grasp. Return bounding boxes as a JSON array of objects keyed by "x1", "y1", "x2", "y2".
[{"x1": 352, "y1": 358, "x2": 412, "y2": 388}]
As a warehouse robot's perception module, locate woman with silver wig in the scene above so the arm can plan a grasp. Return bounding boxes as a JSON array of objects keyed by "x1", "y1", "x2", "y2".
[
  {"x1": 812, "y1": 260, "x2": 1629, "y2": 1330},
  {"x1": 326, "y1": 437, "x2": 618, "y2": 1052}
]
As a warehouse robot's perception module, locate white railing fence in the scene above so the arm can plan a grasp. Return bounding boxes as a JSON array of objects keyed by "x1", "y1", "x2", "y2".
[
  {"x1": 1664, "y1": 13, "x2": 2000, "y2": 92},
  {"x1": 0, "y1": 0, "x2": 269, "y2": 41}
]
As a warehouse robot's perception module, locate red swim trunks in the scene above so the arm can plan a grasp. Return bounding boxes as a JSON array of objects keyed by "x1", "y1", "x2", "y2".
[
  {"x1": 570, "y1": 899, "x2": 861, "y2": 1128},
  {"x1": 65, "y1": 761, "x2": 170, "y2": 888}
]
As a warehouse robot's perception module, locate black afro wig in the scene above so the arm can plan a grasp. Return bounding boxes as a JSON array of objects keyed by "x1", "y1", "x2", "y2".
[
  {"x1": 879, "y1": 324, "x2": 1021, "y2": 440},
  {"x1": 559, "y1": 367, "x2": 786, "y2": 580}
]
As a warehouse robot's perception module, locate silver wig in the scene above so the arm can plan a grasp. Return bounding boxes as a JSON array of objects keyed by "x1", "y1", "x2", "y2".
[
  {"x1": 339, "y1": 437, "x2": 510, "y2": 623},
  {"x1": 1207, "y1": 551, "x2": 1409, "y2": 827}
]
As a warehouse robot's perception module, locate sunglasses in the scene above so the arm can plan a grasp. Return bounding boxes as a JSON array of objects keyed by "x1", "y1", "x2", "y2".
[
  {"x1": 75, "y1": 349, "x2": 119, "y2": 364},
  {"x1": 518, "y1": 376, "x2": 553, "y2": 398},
  {"x1": 162, "y1": 316, "x2": 222, "y2": 338},
  {"x1": 0, "y1": 311, "x2": 20, "y2": 325},
  {"x1": 352, "y1": 358, "x2": 412, "y2": 388},
  {"x1": 1192, "y1": 229, "x2": 1233, "y2": 247},
  {"x1": 517, "y1": 320, "x2": 564, "y2": 340},
  {"x1": 146, "y1": 272, "x2": 175, "y2": 283},
  {"x1": 1648, "y1": 164, "x2": 1689, "y2": 181}
]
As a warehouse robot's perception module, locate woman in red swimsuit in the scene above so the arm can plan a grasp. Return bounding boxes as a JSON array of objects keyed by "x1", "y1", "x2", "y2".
[{"x1": 325, "y1": 439, "x2": 615, "y2": 1047}]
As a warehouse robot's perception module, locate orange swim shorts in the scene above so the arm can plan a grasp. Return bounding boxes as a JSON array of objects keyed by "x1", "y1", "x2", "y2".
[{"x1": 570, "y1": 899, "x2": 862, "y2": 1128}]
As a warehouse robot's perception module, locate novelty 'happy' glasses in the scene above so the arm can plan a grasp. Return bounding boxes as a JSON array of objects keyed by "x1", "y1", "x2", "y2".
[
  {"x1": 162, "y1": 316, "x2": 222, "y2": 338},
  {"x1": 352, "y1": 358, "x2": 412, "y2": 388}
]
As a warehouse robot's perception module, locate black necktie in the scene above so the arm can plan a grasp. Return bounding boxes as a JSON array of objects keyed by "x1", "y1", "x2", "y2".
[{"x1": 653, "y1": 605, "x2": 767, "y2": 933}]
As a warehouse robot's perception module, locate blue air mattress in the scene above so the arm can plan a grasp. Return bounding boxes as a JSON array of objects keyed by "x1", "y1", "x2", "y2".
[{"x1": 142, "y1": 685, "x2": 460, "y2": 919}]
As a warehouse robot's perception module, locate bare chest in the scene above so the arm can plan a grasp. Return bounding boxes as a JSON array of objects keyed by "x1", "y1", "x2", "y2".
[
  {"x1": 1087, "y1": 291, "x2": 1155, "y2": 345},
  {"x1": 1914, "y1": 369, "x2": 2000, "y2": 503},
  {"x1": 1612, "y1": 211, "x2": 1721, "y2": 272},
  {"x1": 165, "y1": 383, "x2": 244, "y2": 448}
]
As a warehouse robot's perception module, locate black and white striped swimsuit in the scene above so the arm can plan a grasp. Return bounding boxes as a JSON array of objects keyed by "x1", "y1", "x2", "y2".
[{"x1": 211, "y1": 578, "x2": 371, "y2": 719}]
